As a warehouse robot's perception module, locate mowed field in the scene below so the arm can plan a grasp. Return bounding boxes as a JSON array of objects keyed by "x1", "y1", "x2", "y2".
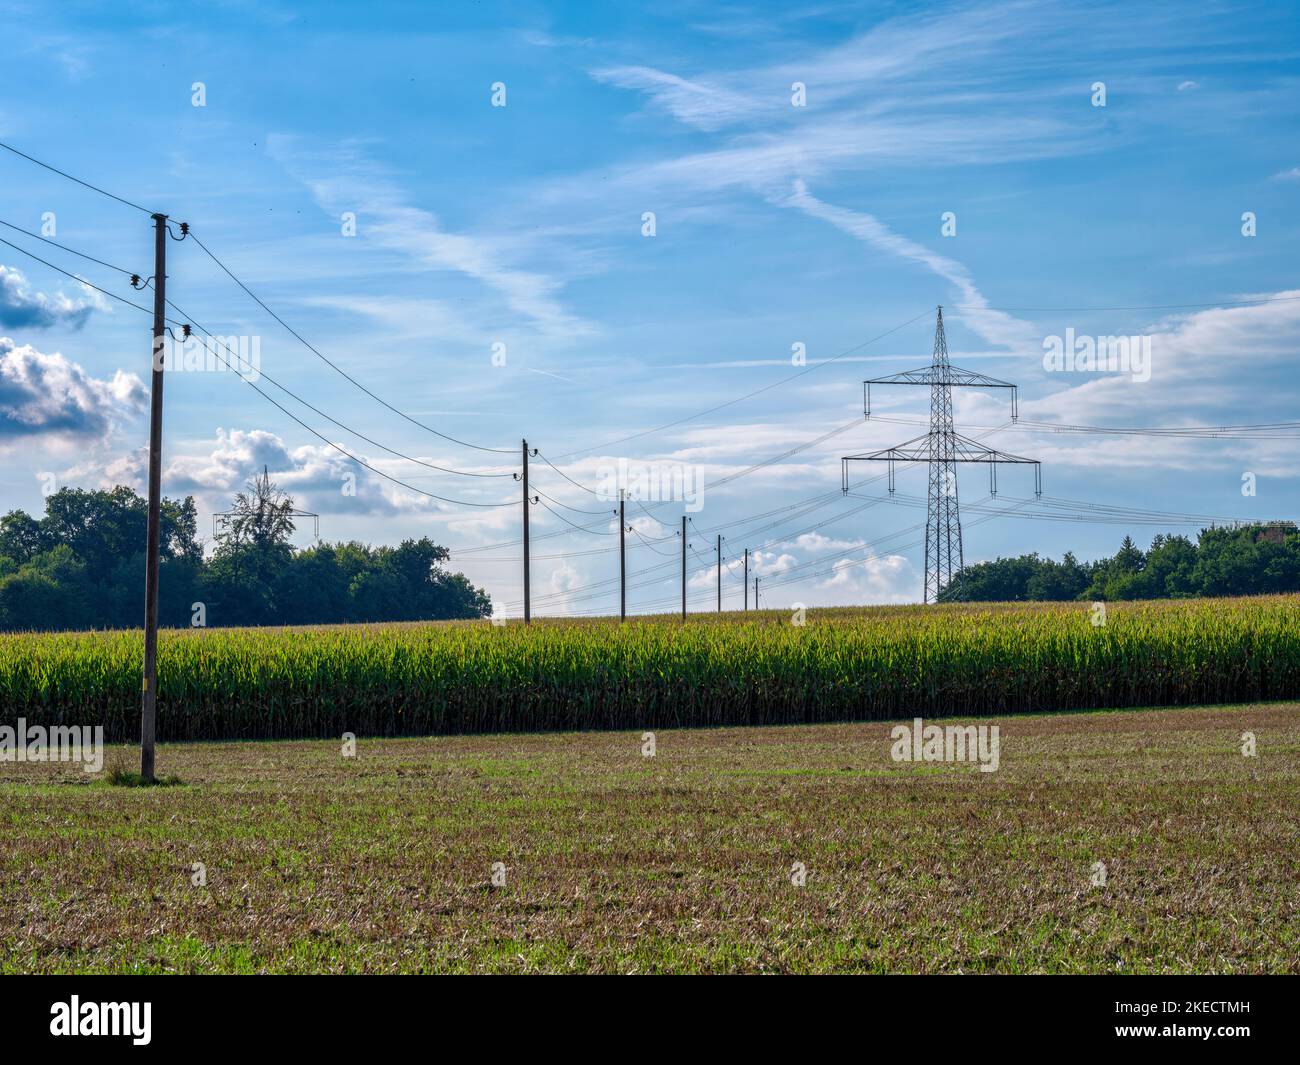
[{"x1": 2, "y1": 702, "x2": 1297, "y2": 974}]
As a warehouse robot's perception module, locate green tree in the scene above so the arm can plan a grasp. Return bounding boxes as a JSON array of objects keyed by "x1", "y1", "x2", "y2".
[{"x1": 206, "y1": 470, "x2": 297, "y2": 625}]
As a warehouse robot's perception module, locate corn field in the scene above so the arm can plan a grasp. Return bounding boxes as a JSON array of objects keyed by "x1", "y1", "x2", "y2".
[{"x1": 3, "y1": 596, "x2": 1298, "y2": 741}]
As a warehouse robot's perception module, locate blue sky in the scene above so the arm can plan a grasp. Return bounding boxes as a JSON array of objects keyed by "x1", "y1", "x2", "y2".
[{"x1": 0, "y1": 0, "x2": 1297, "y2": 616}]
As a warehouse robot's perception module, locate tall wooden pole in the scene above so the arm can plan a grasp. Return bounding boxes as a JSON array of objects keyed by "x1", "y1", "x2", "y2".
[
  {"x1": 522, "y1": 438, "x2": 531, "y2": 624},
  {"x1": 140, "y1": 212, "x2": 168, "y2": 784},
  {"x1": 680, "y1": 515, "x2": 687, "y2": 621},
  {"x1": 619, "y1": 490, "x2": 626, "y2": 621}
]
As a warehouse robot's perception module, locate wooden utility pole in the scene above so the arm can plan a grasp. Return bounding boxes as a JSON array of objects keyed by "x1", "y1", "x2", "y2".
[
  {"x1": 619, "y1": 490, "x2": 626, "y2": 621},
  {"x1": 680, "y1": 515, "x2": 687, "y2": 621},
  {"x1": 139, "y1": 212, "x2": 168, "y2": 785},
  {"x1": 754, "y1": 576, "x2": 760, "y2": 609},
  {"x1": 743, "y1": 548, "x2": 749, "y2": 611},
  {"x1": 716, "y1": 534, "x2": 722, "y2": 612},
  {"x1": 522, "y1": 438, "x2": 531, "y2": 624}
]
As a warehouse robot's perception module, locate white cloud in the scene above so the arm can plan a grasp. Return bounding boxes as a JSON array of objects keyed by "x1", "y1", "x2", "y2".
[
  {"x1": 781, "y1": 180, "x2": 1037, "y2": 352},
  {"x1": 0, "y1": 337, "x2": 144, "y2": 448},
  {"x1": 812, "y1": 552, "x2": 917, "y2": 603},
  {"x1": 590, "y1": 66, "x2": 766, "y2": 131},
  {"x1": 0, "y1": 265, "x2": 106, "y2": 330},
  {"x1": 267, "y1": 137, "x2": 594, "y2": 339},
  {"x1": 62, "y1": 427, "x2": 519, "y2": 531}
]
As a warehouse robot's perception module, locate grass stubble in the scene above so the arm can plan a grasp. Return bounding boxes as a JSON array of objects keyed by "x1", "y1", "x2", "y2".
[{"x1": 1, "y1": 702, "x2": 1296, "y2": 974}]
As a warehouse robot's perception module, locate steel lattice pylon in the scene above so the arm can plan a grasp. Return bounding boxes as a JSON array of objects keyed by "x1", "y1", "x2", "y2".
[
  {"x1": 842, "y1": 307, "x2": 1042, "y2": 602},
  {"x1": 925, "y1": 309, "x2": 962, "y2": 602}
]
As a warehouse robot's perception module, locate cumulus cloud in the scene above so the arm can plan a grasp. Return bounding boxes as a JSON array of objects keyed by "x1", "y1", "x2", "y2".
[
  {"x1": 0, "y1": 265, "x2": 106, "y2": 330},
  {"x1": 813, "y1": 552, "x2": 917, "y2": 603},
  {"x1": 713, "y1": 539, "x2": 918, "y2": 607},
  {"x1": 155, "y1": 427, "x2": 461, "y2": 519},
  {"x1": 59, "y1": 427, "x2": 514, "y2": 526},
  {"x1": 0, "y1": 337, "x2": 145, "y2": 446}
]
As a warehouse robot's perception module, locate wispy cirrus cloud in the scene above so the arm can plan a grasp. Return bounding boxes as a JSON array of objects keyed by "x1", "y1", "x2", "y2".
[
  {"x1": 590, "y1": 65, "x2": 767, "y2": 131},
  {"x1": 780, "y1": 180, "x2": 1038, "y2": 352},
  {"x1": 267, "y1": 136, "x2": 595, "y2": 339}
]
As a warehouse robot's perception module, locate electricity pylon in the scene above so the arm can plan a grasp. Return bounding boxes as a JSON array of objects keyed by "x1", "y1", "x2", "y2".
[{"x1": 841, "y1": 306, "x2": 1041, "y2": 602}]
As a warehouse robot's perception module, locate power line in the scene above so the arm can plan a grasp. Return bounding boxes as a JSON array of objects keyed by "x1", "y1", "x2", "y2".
[
  {"x1": 508, "y1": 423, "x2": 1025, "y2": 612},
  {"x1": 187, "y1": 230, "x2": 516, "y2": 456},
  {"x1": 549, "y1": 308, "x2": 935, "y2": 460},
  {"x1": 11, "y1": 143, "x2": 1287, "y2": 618},
  {"x1": 631, "y1": 526, "x2": 679, "y2": 557},
  {"x1": 534, "y1": 451, "x2": 604, "y2": 496},
  {"x1": 0, "y1": 216, "x2": 143, "y2": 277},
  {"x1": 0, "y1": 233, "x2": 153, "y2": 315},
  {"x1": 0, "y1": 139, "x2": 155, "y2": 215},
  {"x1": 450, "y1": 433, "x2": 871, "y2": 556},
  {"x1": 632, "y1": 497, "x2": 678, "y2": 530},
  {"x1": 517, "y1": 416, "x2": 1237, "y2": 616},
  {"x1": 531, "y1": 485, "x2": 616, "y2": 516},
  {"x1": 181, "y1": 332, "x2": 519, "y2": 509},
  {"x1": 955, "y1": 294, "x2": 1300, "y2": 313},
  {"x1": 166, "y1": 308, "x2": 517, "y2": 479},
  {"x1": 533, "y1": 410, "x2": 864, "y2": 508},
  {"x1": 534, "y1": 495, "x2": 615, "y2": 534},
  {"x1": 479, "y1": 407, "x2": 1011, "y2": 604},
  {"x1": 462, "y1": 486, "x2": 847, "y2": 562},
  {"x1": 0, "y1": 232, "x2": 521, "y2": 507},
  {"x1": 575, "y1": 413, "x2": 870, "y2": 530},
  {"x1": 497, "y1": 468, "x2": 910, "y2": 607},
  {"x1": 507, "y1": 491, "x2": 890, "y2": 612},
  {"x1": 844, "y1": 308, "x2": 1039, "y2": 602},
  {"x1": 868, "y1": 413, "x2": 1300, "y2": 441},
  {"x1": 573, "y1": 503, "x2": 918, "y2": 616}
]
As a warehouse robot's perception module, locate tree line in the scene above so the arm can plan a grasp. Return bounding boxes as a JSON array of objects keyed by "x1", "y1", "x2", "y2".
[
  {"x1": 0, "y1": 475, "x2": 491, "y2": 631},
  {"x1": 939, "y1": 523, "x2": 1300, "y2": 602}
]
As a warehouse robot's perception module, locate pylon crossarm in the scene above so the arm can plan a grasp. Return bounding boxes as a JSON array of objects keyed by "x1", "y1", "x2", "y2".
[
  {"x1": 864, "y1": 365, "x2": 1017, "y2": 417},
  {"x1": 842, "y1": 446, "x2": 1038, "y2": 466},
  {"x1": 841, "y1": 432, "x2": 931, "y2": 466},
  {"x1": 843, "y1": 440, "x2": 1040, "y2": 498},
  {"x1": 865, "y1": 364, "x2": 1016, "y2": 388},
  {"x1": 948, "y1": 437, "x2": 1040, "y2": 464}
]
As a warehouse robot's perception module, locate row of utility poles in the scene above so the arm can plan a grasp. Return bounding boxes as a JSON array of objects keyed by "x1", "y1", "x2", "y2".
[
  {"x1": 135, "y1": 205, "x2": 769, "y2": 772},
  {"x1": 517, "y1": 440, "x2": 759, "y2": 624}
]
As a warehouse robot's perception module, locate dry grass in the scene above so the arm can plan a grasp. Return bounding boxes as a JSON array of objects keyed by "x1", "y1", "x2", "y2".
[{"x1": 1, "y1": 702, "x2": 1297, "y2": 973}]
